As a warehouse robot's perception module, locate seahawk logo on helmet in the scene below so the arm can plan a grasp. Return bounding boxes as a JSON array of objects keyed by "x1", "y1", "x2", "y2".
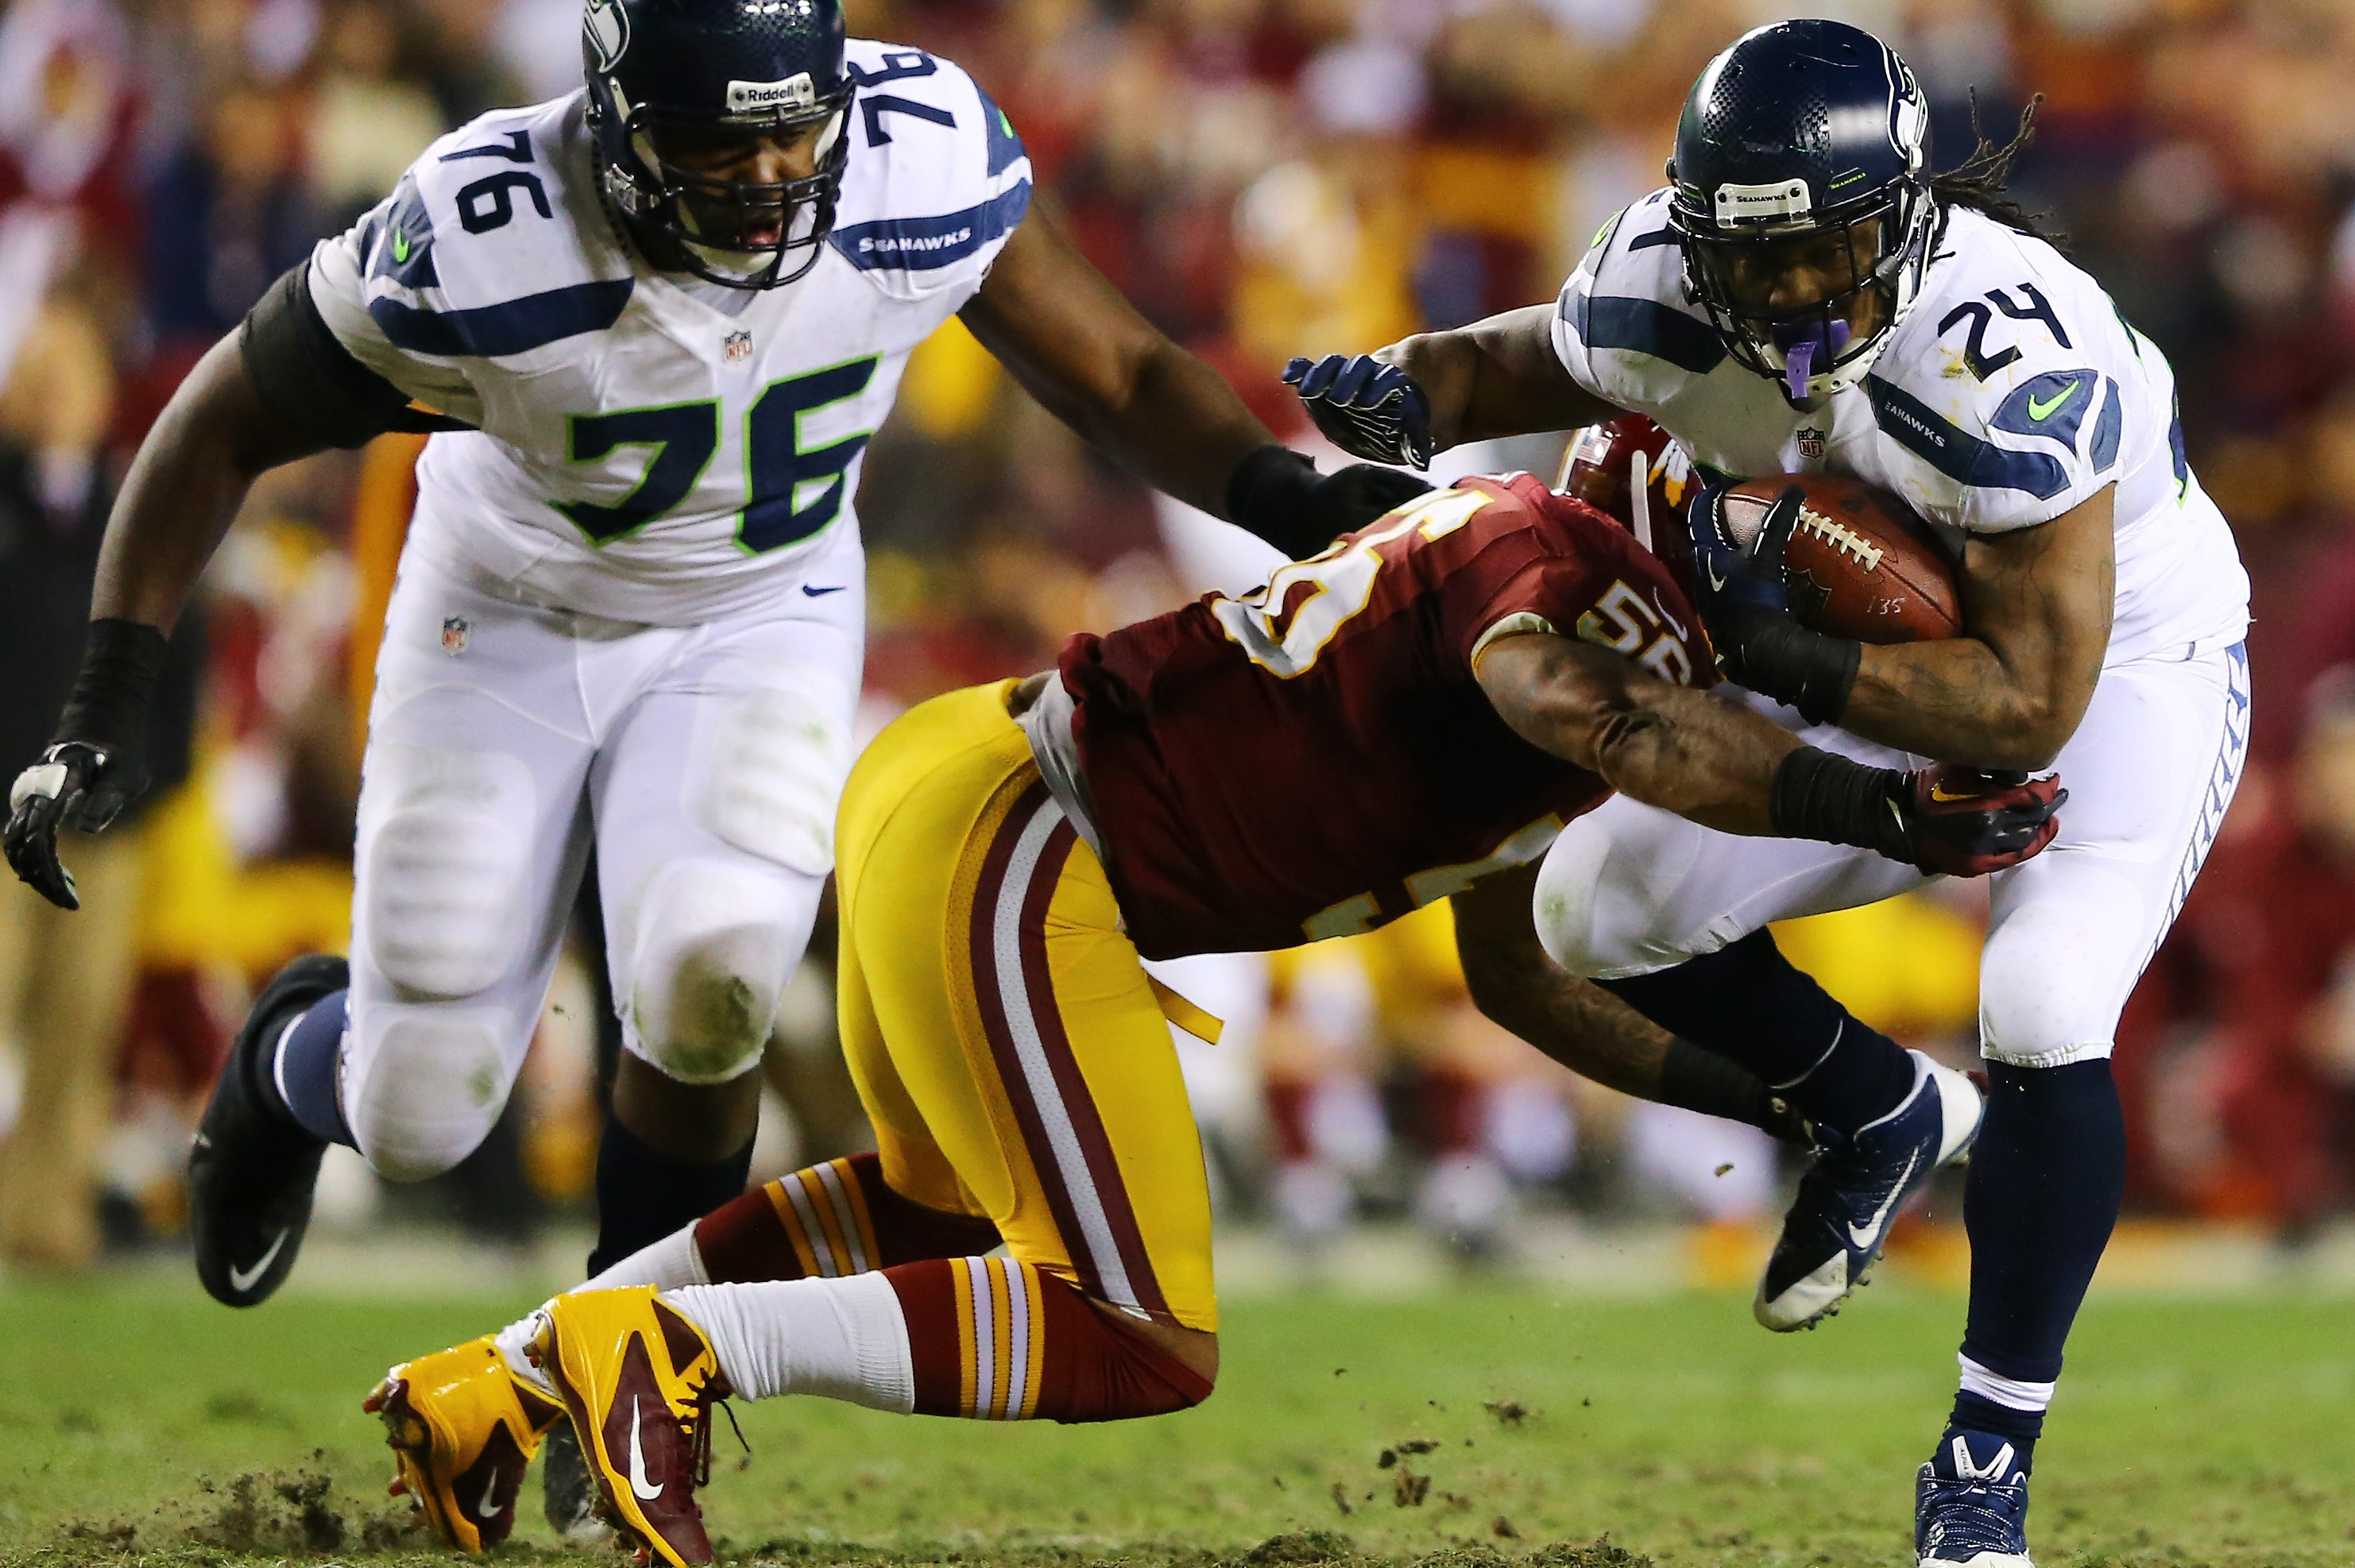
[
  {"x1": 584, "y1": 0, "x2": 853, "y2": 291},
  {"x1": 585, "y1": 0, "x2": 628, "y2": 71},
  {"x1": 1666, "y1": 20, "x2": 1936, "y2": 405}
]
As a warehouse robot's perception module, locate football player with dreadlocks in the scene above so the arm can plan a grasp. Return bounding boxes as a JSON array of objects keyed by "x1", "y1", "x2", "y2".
[
  {"x1": 2, "y1": 0, "x2": 1429, "y2": 1539},
  {"x1": 1287, "y1": 21, "x2": 2249, "y2": 1567}
]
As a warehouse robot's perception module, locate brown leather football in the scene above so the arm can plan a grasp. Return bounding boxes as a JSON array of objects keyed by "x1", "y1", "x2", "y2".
[{"x1": 1717, "y1": 473, "x2": 1962, "y2": 643}]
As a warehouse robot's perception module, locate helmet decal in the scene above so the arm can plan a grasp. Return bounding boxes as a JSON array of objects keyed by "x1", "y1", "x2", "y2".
[
  {"x1": 1713, "y1": 179, "x2": 1812, "y2": 223},
  {"x1": 585, "y1": 0, "x2": 628, "y2": 72},
  {"x1": 726, "y1": 74, "x2": 817, "y2": 114}
]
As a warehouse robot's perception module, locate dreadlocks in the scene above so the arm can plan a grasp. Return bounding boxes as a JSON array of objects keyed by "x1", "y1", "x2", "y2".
[{"x1": 1932, "y1": 92, "x2": 2065, "y2": 250}]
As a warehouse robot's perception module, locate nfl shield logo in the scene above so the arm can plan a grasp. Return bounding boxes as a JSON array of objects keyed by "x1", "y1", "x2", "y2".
[
  {"x1": 1796, "y1": 425, "x2": 1827, "y2": 462},
  {"x1": 724, "y1": 330, "x2": 752, "y2": 364},
  {"x1": 440, "y1": 616, "x2": 470, "y2": 656}
]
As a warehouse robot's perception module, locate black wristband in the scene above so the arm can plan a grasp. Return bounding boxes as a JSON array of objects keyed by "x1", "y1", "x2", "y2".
[
  {"x1": 1657, "y1": 1037, "x2": 1800, "y2": 1141},
  {"x1": 1224, "y1": 445, "x2": 1332, "y2": 558},
  {"x1": 56, "y1": 619, "x2": 168, "y2": 748},
  {"x1": 1769, "y1": 747, "x2": 1909, "y2": 861},
  {"x1": 1735, "y1": 617, "x2": 1861, "y2": 725}
]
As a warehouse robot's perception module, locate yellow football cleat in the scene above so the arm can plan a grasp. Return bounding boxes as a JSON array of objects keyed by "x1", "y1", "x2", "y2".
[
  {"x1": 363, "y1": 1334, "x2": 563, "y2": 1552},
  {"x1": 529, "y1": 1286, "x2": 730, "y2": 1568}
]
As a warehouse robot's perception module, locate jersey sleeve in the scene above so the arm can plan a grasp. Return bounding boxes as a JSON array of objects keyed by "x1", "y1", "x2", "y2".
[
  {"x1": 826, "y1": 44, "x2": 1033, "y2": 302},
  {"x1": 306, "y1": 98, "x2": 632, "y2": 431},
  {"x1": 1547, "y1": 187, "x2": 1721, "y2": 416},
  {"x1": 1865, "y1": 230, "x2": 2140, "y2": 535},
  {"x1": 1457, "y1": 485, "x2": 1711, "y2": 690},
  {"x1": 307, "y1": 180, "x2": 485, "y2": 427}
]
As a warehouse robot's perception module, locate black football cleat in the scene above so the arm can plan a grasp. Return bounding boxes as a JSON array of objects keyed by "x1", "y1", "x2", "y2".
[{"x1": 189, "y1": 952, "x2": 349, "y2": 1307}]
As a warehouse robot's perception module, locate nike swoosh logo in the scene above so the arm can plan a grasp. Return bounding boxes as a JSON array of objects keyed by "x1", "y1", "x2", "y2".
[
  {"x1": 476, "y1": 1468, "x2": 503, "y2": 1521},
  {"x1": 228, "y1": 1229, "x2": 288, "y2": 1293},
  {"x1": 2026, "y1": 380, "x2": 2082, "y2": 422},
  {"x1": 801, "y1": 584, "x2": 848, "y2": 597},
  {"x1": 627, "y1": 1398, "x2": 663, "y2": 1501},
  {"x1": 392, "y1": 230, "x2": 411, "y2": 264},
  {"x1": 1649, "y1": 589, "x2": 1688, "y2": 639},
  {"x1": 1847, "y1": 1149, "x2": 1920, "y2": 1250},
  {"x1": 1928, "y1": 784, "x2": 1975, "y2": 803}
]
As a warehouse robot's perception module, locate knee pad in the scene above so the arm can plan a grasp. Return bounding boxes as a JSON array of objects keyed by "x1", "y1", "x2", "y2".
[
  {"x1": 1532, "y1": 820, "x2": 1616, "y2": 976},
  {"x1": 360, "y1": 743, "x2": 536, "y2": 1002},
  {"x1": 345, "y1": 1003, "x2": 514, "y2": 1181},
  {"x1": 1979, "y1": 867, "x2": 2145, "y2": 1067},
  {"x1": 1534, "y1": 803, "x2": 1751, "y2": 979},
  {"x1": 690, "y1": 655, "x2": 857, "y2": 879},
  {"x1": 625, "y1": 860, "x2": 813, "y2": 1083}
]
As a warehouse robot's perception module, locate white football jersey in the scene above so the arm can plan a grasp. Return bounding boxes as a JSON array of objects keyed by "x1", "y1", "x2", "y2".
[
  {"x1": 308, "y1": 41, "x2": 1031, "y2": 625},
  {"x1": 1551, "y1": 192, "x2": 2249, "y2": 667}
]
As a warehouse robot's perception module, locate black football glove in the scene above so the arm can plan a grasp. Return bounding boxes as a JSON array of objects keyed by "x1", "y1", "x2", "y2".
[
  {"x1": 1226, "y1": 446, "x2": 1434, "y2": 559},
  {"x1": 1690, "y1": 482, "x2": 1858, "y2": 724},
  {"x1": 1884, "y1": 765, "x2": 2067, "y2": 876},
  {"x1": 1282, "y1": 353, "x2": 1433, "y2": 469},
  {"x1": 5, "y1": 620, "x2": 166, "y2": 910},
  {"x1": 1772, "y1": 749, "x2": 2066, "y2": 878}
]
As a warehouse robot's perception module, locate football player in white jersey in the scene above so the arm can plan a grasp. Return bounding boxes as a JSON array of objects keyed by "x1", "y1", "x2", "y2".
[
  {"x1": 1287, "y1": 21, "x2": 2249, "y2": 1567},
  {"x1": 1, "y1": 0, "x2": 1427, "y2": 1518}
]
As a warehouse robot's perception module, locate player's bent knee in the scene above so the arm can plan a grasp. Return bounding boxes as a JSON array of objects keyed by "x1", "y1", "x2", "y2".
[
  {"x1": 1044, "y1": 1280, "x2": 1216, "y2": 1422},
  {"x1": 1532, "y1": 821, "x2": 1617, "y2": 975},
  {"x1": 360, "y1": 743, "x2": 537, "y2": 1002},
  {"x1": 627, "y1": 861, "x2": 810, "y2": 1084},
  {"x1": 345, "y1": 1004, "x2": 514, "y2": 1181}
]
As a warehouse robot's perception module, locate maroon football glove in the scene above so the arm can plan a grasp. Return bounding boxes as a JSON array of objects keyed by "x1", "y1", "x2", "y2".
[{"x1": 1889, "y1": 765, "x2": 2066, "y2": 875}]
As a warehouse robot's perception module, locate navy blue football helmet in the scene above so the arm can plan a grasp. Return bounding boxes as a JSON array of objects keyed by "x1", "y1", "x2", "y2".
[
  {"x1": 1667, "y1": 21, "x2": 1935, "y2": 403},
  {"x1": 583, "y1": 0, "x2": 853, "y2": 288}
]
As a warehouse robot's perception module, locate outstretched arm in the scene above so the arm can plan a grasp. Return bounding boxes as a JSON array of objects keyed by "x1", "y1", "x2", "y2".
[
  {"x1": 1450, "y1": 863, "x2": 1675, "y2": 1099},
  {"x1": 961, "y1": 203, "x2": 1427, "y2": 555},
  {"x1": 1475, "y1": 632, "x2": 1800, "y2": 835},
  {"x1": 961, "y1": 202, "x2": 1269, "y2": 520},
  {"x1": 1374, "y1": 306, "x2": 1619, "y2": 452},
  {"x1": 1449, "y1": 863, "x2": 1808, "y2": 1142},
  {"x1": 94, "y1": 334, "x2": 327, "y2": 631},
  {"x1": 1472, "y1": 631, "x2": 2064, "y2": 874},
  {"x1": 7, "y1": 267, "x2": 385, "y2": 909}
]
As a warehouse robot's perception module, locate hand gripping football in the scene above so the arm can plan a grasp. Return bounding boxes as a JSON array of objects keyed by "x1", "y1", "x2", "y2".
[{"x1": 1715, "y1": 473, "x2": 1960, "y2": 643}]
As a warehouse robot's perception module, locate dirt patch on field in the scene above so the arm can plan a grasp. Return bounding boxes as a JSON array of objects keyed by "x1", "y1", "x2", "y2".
[
  {"x1": 14, "y1": 1505, "x2": 1651, "y2": 1568},
  {"x1": 25, "y1": 1459, "x2": 433, "y2": 1563}
]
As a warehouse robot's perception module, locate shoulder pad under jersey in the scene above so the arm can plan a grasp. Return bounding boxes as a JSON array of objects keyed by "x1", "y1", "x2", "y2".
[
  {"x1": 351, "y1": 94, "x2": 632, "y2": 365},
  {"x1": 1861, "y1": 208, "x2": 2141, "y2": 534},
  {"x1": 825, "y1": 41, "x2": 1033, "y2": 299},
  {"x1": 1553, "y1": 187, "x2": 1727, "y2": 402}
]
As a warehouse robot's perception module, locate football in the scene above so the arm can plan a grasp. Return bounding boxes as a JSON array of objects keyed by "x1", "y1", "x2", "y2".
[{"x1": 1715, "y1": 473, "x2": 1962, "y2": 643}]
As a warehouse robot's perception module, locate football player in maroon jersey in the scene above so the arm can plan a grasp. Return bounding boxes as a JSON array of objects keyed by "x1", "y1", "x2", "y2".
[{"x1": 362, "y1": 469, "x2": 2061, "y2": 1566}]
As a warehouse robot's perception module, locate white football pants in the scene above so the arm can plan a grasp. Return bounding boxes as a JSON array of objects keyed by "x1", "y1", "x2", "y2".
[
  {"x1": 1535, "y1": 642, "x2": 2249, "y2": 1068},
  {"x1": 343, "y1": 531, "x2": 864, "y2": 1180}
]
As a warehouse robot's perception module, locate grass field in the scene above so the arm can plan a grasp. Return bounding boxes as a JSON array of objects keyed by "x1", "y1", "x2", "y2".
[{"x1": 2, "y1": 1269, "x2": 2352, "y2": 1567}]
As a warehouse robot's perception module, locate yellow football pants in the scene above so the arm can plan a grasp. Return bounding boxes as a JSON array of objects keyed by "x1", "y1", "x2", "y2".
[{"x1": 834, "y1": 681, "x2": 1218, "y2": 1331}]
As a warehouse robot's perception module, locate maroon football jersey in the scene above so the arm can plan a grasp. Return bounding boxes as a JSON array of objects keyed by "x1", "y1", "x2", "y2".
[{"x1": 1059, "y1": 472, "x2": 1714, "y2": 960}]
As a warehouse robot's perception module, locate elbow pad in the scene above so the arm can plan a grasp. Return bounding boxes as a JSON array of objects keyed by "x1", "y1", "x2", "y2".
[{"x1": 238, "y1": 265, "x2": 471, "y2": 449}]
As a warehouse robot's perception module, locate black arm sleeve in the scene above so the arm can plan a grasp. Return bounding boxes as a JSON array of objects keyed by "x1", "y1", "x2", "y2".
[{"x1": 238, "y1": 265, "x2": 474, "y2": 449}]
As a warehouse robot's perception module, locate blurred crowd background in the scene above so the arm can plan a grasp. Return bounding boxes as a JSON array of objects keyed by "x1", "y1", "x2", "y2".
[{"x1": 2, "y1": 0, "x2": 2353, "y2": 1276}]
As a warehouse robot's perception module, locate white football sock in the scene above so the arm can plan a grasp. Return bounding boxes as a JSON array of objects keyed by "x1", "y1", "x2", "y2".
[
  {"x1": 661, "y1": 1275, "x2": 915, "y2": 1411},
  {"x1": 493, "y1": 1223, "x2": 713, "y2": 1393},
  {"x1": 1958, "y1": 1353, "x2": 2056, "y2": 1413}
]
